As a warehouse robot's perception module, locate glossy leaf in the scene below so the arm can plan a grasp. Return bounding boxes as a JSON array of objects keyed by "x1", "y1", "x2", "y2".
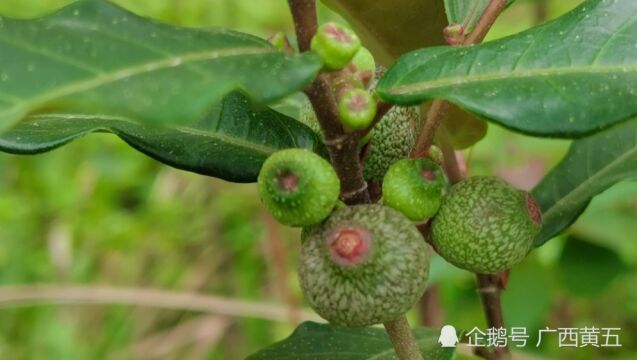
[
  {"x1": 247, "y1": 321, "x2": 455, "y2": 360},
  {"x1": 0, "y1": 93, "x2": 325, "y2": 183},
  {"x1": 379, "y1": 0, "x2": 637, "y2": 137},
  {"x1": 532, "y1": 119, "x2": 637, "y2": 246},
  {"x1": 321, "y1": 0, "x2": 448, "y2": 66},
  {"x1": 0, "y1": 0, "x2": 321, "y2": 132}
]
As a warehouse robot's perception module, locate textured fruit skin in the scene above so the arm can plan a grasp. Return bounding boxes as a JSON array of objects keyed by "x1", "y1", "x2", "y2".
[
  {"x1": 339, "y1": 88, "x2": 377, "y2": 130},
  {"x1": 363, "y1": 105, "x2": 420, "y2": 182},
  {"x1": 299, "y1": 205, "x2": 431, "y2": 327},
  {"x1": 258, "y1": 149, "x2": 340, "y2": 227},
  {"x1": 311, "y1": 22, "x2": 361, "y2": 70},
  {"x1": 363, "y1": 67, "x2": 420, "y2": 182},
  {"x1": 432, "y1": 176, "x2": 542, "y2": 274},
  {"x1": 382, "y1": 158, "x2": 446, "y2": 221}
]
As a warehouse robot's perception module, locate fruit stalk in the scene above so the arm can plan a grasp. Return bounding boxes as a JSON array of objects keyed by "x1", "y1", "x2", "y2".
[
  {"x1": 476, "y1": 274, "x2": 511, "y2": 360},
  {"x1": 383, "y1": 316, "x2": 424, "y2": 360}
]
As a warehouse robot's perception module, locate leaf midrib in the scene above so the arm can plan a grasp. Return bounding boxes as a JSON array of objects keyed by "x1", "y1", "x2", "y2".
[
  {"x1": 388, "y1": 64, "x2": 637, "y2": 95},
  {"x1": 540, "y1": 141, "x2": 637, "y2": 226},
  {"x1": 0, "y1": 46, "x2": 273, "y2": 121},
  {"x1": 27, "y1": 113, "x2": 279, "y2": 155}
]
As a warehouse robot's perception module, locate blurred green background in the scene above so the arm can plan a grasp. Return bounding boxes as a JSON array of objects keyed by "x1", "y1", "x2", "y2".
[{"x1": 0, "y1": 0, "x2": 635, "y2": 359}]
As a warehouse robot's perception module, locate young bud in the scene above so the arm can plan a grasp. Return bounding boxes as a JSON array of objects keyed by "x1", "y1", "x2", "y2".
[
  {"x1": 443, "y1": 24, "x2": 465, "y2": 46},
  {"x1": 338, "y1": 88, "x2": 377, "y2": 130},
  {"x1": 311, "y1": 22, "x2": 361, "y2": 70}
]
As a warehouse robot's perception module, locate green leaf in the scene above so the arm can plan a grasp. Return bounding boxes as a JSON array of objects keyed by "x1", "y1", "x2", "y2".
[
  {"x1": 558, "y1": 236, "x2": 629, "y2": 297},
  {"x1": 247, "y1": 321, "x2": 455, "y2": 360},
  {"x1": 321, "y1": 0, "x2": 448, "y2": 65},
  {"x1": 0, "y1": 93, "x2": 325, "y2": 183},
  {"x1": 378, "y1": 0, "x2": 637, "y2": 137},
  {"x1": 0, "y1": 0, "x2": 321, "y2": 132},
  {"x1": 444, "y1": 0, "x2": 516, "y2": 31},
  {"x1": 532, "y1": 119, "x2": 637, "y2": 246}
]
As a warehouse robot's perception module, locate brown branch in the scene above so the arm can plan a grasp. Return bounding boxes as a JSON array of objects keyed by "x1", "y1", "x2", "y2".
[
  {"x1": 289, "y1": 0, "x2": 370, "y2": 205},
  {"x1": 0, "y1": 284, "x2": 322, "y2": 323},
  {"x1": 476, "y1": 274, "x2": 511, "y2": 360},
  {"x1": 411, "y1": 0, "x2": 508, "y2": 157}
]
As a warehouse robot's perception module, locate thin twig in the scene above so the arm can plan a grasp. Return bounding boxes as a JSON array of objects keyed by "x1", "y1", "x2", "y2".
[
  {"x1": 383, "y1": 315, "x2": 424, "y2": 360},
  {"x1": 0, "y1": 284, "x2": 323, "y2": 323},
  {"x1": 411, "y1": 0, "x2": 508, "y2": 157},
  {"x1": 288, "y1": 0, "x2": 371, "y2": 204}
]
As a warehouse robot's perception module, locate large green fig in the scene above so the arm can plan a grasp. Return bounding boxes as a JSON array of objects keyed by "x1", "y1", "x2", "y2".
[
  {"x1": 299, "y1": 205, "x2": 431, "y2": 327},
  {"x1": 258, "y1": 148, "x2": 340, "y2": 227},
  {"x1": 431, "y1": 176, "x2": 542, "y2": 274}
]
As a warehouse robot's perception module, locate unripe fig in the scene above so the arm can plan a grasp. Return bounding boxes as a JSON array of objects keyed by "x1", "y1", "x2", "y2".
[
  {"x1": 339, "y1": 88, "x2": 377, "y2": 130},
  {"x1": 351, "y1": 47, "x2": 376, "y2": 87},
  {"x1": 299, "y1": 205, "x2": 431, "y2": 327},
  {"x1": 363, "y1": 104, "x2": 420, "y2": 182},
  {"x1": 363, "y1": 67, "x2": 420, "y2": 182},
  {"x1": 311, "y1": 22, "x2": 361, "y2": 70},
  {"x1": 431, "y1": 176, "x2": 542, "y2": 274},
  {"x1": 258, "y1": 148, "x2": 340, "y2": 227},
  {"x1": 382, "y1": 159, "x2": 446, "y2": 221}
]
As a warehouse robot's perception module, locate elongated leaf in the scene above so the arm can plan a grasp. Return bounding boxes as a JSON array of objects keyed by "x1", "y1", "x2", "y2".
[
  {"x1": 444, "y1": 0, "x2": 516, "y2": 29},
  {"x1": 379, "y1": 0, "x2": 637, "y2": 137},
  {"x1": 0, "y1": 0, "x2": 321, "y2": 132},
  {"x1": 321, "y1": 0, "x2": 448, "y2": 66},
  {"x1": 0, "y1": 93, "x2": 324, "y2": 183},
  {"x1": 247, "y1": 321, "x2": 455, "y2": 360},
  {"x1": 532, "y1": 119, "x2": 637, "y2": 246}
]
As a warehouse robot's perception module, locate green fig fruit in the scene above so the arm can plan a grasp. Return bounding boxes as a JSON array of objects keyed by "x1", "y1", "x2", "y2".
[
  {"x1": 311, "y1": 22, "x2": 361, "y2": 70},
  {"x1": 363, "y1": 104, "x2": 420, "y2": 182},
  {"x1": 299, "y1": 205, "x2": 431, "y2": 327},
  {"x1": 431, "y1": 176, "x2": 543, "y2": 274},
  {"x1": 382, "y1": 158, "x2": 446, "y2": 221},
  {"x1": 258, "y1": 148, "x2": 340, "y2": 227},
  {"x1": 339, "y1": 88, "x2": 377, "y2": 130}
]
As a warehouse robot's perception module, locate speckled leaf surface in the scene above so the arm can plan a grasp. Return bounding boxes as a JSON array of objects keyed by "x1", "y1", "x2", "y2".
[
  {"x1": 0, "y1": 0, "x2": 321, "y2": 132},
  {"x1": 246, "y1": 321, "x2": 454, "y2": 360},
  {"x1": 321, "y1": 0, "x2": 448, "y2": 66},
  {"x1": 0, "y1": 93, "x2": 324, "y2": 183},
  {"x1": 379, "y1": 0, "x2": 637, "y2": 137},
  {"x1": 532, "y1": 119, "x2": 637, "y2": 247}
]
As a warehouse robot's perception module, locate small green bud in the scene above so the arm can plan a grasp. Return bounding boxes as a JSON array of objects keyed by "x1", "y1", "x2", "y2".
[
  {"x1": 382, "y1": 158, "x2": 446, "y2": 221},
  {"x1": 443, "y1": 24, "x2": 465, "y2": 46},
  {"x1": 311, "y1": 22, "x2": 361, "y2": 70},
  {"x1": 338, "y1": 88, "x2": 377, "y2": 130},
  {"x1": 427, "y1": 145, "x2": 444, "y2": 165}
]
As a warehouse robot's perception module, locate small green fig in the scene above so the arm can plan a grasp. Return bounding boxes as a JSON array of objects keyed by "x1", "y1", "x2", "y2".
[
  {"x1": 311, "y1": 22, "x2": 361, "y2": 70},
  {"x1": 258, "y1": 148, "x2": 340, "y2": 227},
  {"x1": 431, "y1": 176, "x2": 543, "y2": 274},
  {"x1": 339, "y1": 88, "x2": 377, "y2": 130},
  {"x1": 299, "y1": 205, "x2": 431, "y2": 327},
  {"x1": 363, "y1": 67, "x2": 421, "y2": 182},
  {"x1": 382, "y1": 158, "x2": 446, "y2": 221},
  {"x1": 351, "y1": 47, "x2": 376, "y2": 87}
]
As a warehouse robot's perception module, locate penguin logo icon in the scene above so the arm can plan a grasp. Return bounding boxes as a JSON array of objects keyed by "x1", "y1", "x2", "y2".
[{"x1": 438, "y1": 325, "x2": 459, "y2": 347}]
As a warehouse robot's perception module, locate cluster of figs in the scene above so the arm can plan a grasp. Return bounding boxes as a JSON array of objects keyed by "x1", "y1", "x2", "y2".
[{"x1": 257, "y1": 22, "x2": 543, "y2": 328}]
